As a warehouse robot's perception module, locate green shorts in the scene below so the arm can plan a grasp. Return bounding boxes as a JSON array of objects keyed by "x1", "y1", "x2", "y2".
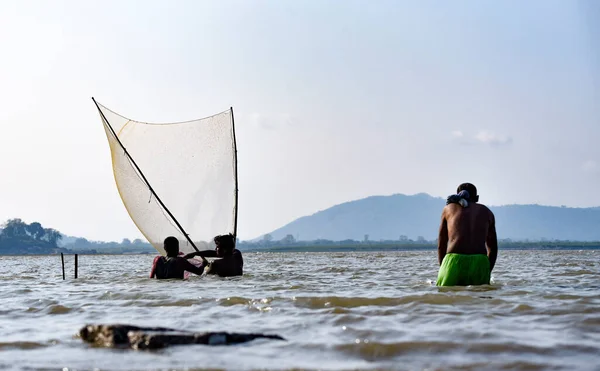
[{"x1": 436, "y1": 253, "x2": 491, "y2": 286}]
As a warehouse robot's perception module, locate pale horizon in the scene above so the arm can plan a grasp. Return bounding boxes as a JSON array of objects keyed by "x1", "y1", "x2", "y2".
[{"x1": 1, "y1": 0, "x2": 599, "y2": 242}]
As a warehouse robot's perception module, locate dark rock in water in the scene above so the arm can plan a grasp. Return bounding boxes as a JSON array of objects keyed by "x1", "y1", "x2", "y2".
[{"x1": 79, "y1": 324, "x2": 285, "y2": 350}]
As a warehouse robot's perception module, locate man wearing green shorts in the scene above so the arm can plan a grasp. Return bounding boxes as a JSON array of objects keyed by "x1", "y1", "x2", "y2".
[{"x1": 436, "y1": 183, "x2": 498, "y2": 286}]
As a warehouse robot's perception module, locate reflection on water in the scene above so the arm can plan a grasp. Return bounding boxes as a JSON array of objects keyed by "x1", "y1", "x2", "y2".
[{"x1": 0, "y1": 250, "x2": 599, "y2": 370}]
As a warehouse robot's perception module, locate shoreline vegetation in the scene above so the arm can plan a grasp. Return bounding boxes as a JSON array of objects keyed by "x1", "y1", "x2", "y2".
[{"x1": 2, "y1": 219, "x2": 600, "y2": 256}]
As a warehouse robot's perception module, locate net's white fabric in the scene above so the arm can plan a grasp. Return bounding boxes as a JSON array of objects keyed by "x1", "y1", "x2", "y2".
[{"x1": 97, "y1": 102, "x2": 237, "y2": 255}]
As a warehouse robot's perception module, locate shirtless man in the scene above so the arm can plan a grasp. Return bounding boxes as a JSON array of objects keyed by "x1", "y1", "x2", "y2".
[
  {"x1": 436, "y1": 183, "x2": 498, "y2": 286},
  {"x1": 150, "y1": 236, "x2": 206, "y2": 279},
  {"x1": 185, "y1": 233, "x2": 243, "y2": 277}
]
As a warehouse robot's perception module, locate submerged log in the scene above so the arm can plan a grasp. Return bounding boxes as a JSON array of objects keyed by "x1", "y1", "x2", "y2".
[{"x1": 79, "y1": 324, "x2": 285, "y2": 350}]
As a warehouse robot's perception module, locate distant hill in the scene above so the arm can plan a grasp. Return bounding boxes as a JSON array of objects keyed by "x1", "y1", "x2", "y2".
[{"x1": 264, "y1": 193, "x2": 600, "y2": 242}]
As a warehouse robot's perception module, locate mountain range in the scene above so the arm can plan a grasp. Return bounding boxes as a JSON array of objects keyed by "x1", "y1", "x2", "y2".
[{"x1": 264, "y1": 193, "x2": 600, "y2": 242}]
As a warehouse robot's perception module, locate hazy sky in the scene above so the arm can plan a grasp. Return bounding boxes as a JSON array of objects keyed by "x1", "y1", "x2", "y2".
[{"x1": 1, "y1": 0, "x2": 599, "y2": 241}]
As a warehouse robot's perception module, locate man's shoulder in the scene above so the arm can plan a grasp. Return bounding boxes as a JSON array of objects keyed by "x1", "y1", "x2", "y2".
[
  {"x1": 474, "y1": 203, "x2": 495, "y2": 220},
  {"x1": 443, "y1": 203, "x2": 493, "y2": 215},
  {"x1": 232, "y1": 249, "x2": 243, "y2": 262},
  {"x1": 474, "y1": 203, "x2": 493, "y2": 213},
  {"x1": 443, "y1": 203, "x2": 462, "y2": 215}
]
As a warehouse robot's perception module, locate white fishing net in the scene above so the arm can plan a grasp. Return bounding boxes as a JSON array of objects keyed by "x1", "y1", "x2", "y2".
[{"x1": 95, "y1": 101, "x2": 237, "y2": 255}]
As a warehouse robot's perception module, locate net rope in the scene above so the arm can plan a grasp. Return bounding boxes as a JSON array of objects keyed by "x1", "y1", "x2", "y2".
[{"x1": 95, "y1": 101, "x2": 237, "y2": 255}]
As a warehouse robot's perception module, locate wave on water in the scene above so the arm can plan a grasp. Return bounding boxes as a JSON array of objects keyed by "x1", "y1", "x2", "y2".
[
  {"x1": 46, "y1": 305, "x2": 73, "y2": 315},
  {"x1": 334, "y1": 339, "x2": 600, "y2": 368},
  {"x1": 292, "y1": 294, "x2": 485, "y2": 309},
  {"x1": 0, "y1": 341, "x2": 48, "y2": 350},
  {"x1": 206, "y1": 293, "x2": 498, "y2": 310}
]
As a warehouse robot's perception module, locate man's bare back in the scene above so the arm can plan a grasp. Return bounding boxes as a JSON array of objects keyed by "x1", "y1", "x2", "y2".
[
  {"x1": 436, "y1": 183, "x2": 498, "y2": 286},
  {"x1": 445, "y1": 202, "x2": 493, "y2": 250}
]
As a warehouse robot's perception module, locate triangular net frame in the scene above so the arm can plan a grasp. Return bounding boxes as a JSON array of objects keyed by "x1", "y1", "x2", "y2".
[{"x1": 94, "y1": 99, "x2": 238, "y2": 255}]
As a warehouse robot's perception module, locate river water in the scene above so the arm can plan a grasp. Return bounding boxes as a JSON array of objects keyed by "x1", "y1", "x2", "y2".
[{"x1": 0, "y1": 250, "x2": 599, "y2": 371}]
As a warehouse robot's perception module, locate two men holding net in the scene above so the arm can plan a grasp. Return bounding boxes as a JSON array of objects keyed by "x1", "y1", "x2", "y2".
[{"x1": 150, "y1": 233, "x2": 243, "y2": 279}]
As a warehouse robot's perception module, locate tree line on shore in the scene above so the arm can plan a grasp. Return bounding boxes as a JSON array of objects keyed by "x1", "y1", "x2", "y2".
[
  {"x1": 0, "y1": 219, "x2": 154, "y2": 255},
  {"x1": 0, "y1": 218, "x2": 66, "y2": 254}
]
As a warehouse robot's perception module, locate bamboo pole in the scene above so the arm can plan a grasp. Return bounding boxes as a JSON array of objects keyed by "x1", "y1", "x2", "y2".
[{"x1": 61, "y1": 253, "x2": 65, "y2": 280}]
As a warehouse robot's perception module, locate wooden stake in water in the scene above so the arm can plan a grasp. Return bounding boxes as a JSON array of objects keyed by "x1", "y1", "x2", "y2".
[
  {"x1": 61, "y1": 253, "x2": 65, "y2": 280},
  {"x1": 74, "y1": 254, "x2": 78, "y2": 279}
]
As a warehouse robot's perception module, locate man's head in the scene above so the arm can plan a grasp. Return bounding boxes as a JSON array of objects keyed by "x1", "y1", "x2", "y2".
[
  {"x1": 214, "y1": 233, "x2": 235, "y2": 257},
  {"x1": 457, "y1": 183, "x2": 479, "y2": 202},
  {"x1": 164, "y1": 236, "x2": 179, "y2": 257}
]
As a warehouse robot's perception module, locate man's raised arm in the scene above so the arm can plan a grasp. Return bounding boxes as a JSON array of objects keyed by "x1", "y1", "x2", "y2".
[
  {"x1": 198, "y1": 250, "x2": 218, "y2": 258},
  {"x1": 181, "y1": 259, "x2": 207, "y2": 276},
  {"x1": 486, "y1": 212, "x2": 498, "y2": 272},
  {"x1": 438, "y1": 209, "x2": 448, "y2": 265},
  {"x1": 182, "y1": 250, "x2": 218, "y2": 259}
]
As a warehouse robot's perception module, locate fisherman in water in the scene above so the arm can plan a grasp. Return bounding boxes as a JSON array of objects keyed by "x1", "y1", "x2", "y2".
[
  {"x1": 150, "y1": 236, "x2": 206, "y2": 279},
  {"x1": 436, "y1": 183, "x2": 498, "y2": 286},
  {"x1": 186, "y1": 233, "x2": 244, "y2": 277}
]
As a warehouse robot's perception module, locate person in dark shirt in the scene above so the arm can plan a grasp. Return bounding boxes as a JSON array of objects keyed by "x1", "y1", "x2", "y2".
[
  {"x1": 185, "y1": 233, "x2": 243, "y2": 277},
  {"x1": 150, "y1": 236, "x2": 206, "y2": 279}
]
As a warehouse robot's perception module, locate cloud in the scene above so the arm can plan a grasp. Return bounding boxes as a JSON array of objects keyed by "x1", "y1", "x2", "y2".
[
  {"x1": 474, "y1": 131, "x2": 513, "y2": 146},
  {"x1": 582, "y1": 160, "x2": 598, "y2": 173},
  {"x1": 450, "y1": 130, "x2": 513, "y2": 147},
  {"x1": 450, "y1": 130, "x2": 474, "y2": 145},
  {"x1": 451, "y1": 130, "x2": 464, "y2": 138},
  {"x1": 246, "y1": 113, "x2": 292, "y2": 130}
]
